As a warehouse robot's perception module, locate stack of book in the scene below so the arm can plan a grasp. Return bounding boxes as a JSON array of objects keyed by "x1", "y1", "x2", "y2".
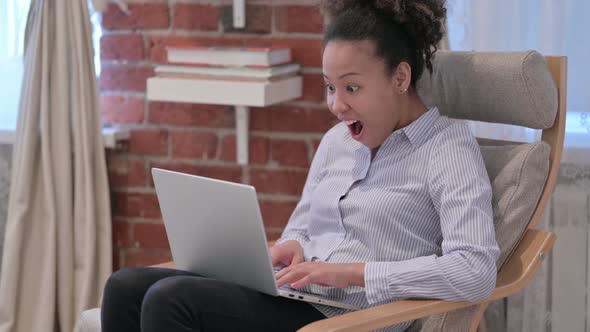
[
  {"x1": 157, "y1": 46, "x2": 301, "y2": 82},
  {"x1": 147, "y1": 46, "x2": 303, "y2": 106}
]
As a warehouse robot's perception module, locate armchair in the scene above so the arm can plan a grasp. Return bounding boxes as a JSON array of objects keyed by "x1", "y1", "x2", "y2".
[{"x1": 77, "y1": 51, "x2": 566, "y2": 332}]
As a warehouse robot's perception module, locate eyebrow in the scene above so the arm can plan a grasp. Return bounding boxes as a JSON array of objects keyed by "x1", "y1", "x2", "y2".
[{"x1": 322, "y1": 72, "x2": 361, "y2": 80}]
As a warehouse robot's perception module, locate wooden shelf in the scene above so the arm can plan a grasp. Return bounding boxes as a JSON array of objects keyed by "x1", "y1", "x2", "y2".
[
  {"x1": 146, "y1": 76, "x2": 303, "y2": 164},
  {"x1": 146, "y1": 76, "x2": 302, "y2": 107}
]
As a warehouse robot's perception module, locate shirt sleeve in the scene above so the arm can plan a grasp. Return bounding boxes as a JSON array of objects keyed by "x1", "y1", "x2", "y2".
[
  {"x1": 364, "y1": 124, "x2": 500, "y2": 305},
  {"x1": 275, "y1": 129, "x2": 333, "y2": 250}
]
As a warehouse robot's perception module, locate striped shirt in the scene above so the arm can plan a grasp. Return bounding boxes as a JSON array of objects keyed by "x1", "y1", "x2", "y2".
[{"x1": 277, "y1": 108, "x2": 500, "y2": 332}]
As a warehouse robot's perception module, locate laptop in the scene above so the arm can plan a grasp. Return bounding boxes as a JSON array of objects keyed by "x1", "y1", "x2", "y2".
[{"x1": 152, "y1": 168, "x2": 360, "y2": 311}]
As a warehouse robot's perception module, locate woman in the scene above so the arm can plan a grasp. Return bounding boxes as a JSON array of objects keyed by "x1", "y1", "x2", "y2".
[{"x1": 101, "y1": 1, "x2": 499, "y2": 331}]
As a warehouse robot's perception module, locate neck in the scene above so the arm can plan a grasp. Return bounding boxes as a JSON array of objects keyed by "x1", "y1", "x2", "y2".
[
  {"x1": 371, "y1": 147, "x2": 379, "y2": 161},
  {"x1": 395, "y1": 92, "x2": 429, "y2": 130}
]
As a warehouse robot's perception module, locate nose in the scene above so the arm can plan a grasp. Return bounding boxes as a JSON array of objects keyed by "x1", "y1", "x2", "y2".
[{"x1": 328, "y1": 91, "x2": 349, "y2": 118}]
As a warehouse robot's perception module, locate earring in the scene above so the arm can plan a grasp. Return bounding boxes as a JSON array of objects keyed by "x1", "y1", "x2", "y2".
[{"x1": 399, "y1": 87, "x2": 408, "y2": 94}]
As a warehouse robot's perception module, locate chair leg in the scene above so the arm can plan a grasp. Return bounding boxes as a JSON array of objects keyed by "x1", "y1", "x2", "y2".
[{"x1": 469, "y1": 303, "x2": 489, "y2": 332}]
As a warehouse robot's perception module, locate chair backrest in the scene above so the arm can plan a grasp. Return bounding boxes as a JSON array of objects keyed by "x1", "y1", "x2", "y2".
[{"x1": 410, "y1": 51, "x2": 566, "y2": 332}]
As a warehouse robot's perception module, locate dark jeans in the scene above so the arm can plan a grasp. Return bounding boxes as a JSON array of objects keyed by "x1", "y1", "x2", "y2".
[{"x1": 101, "y1": 267, "x2": 326, "y2": 332}]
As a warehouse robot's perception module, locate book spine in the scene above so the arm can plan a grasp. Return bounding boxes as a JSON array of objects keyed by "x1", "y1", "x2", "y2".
[
  {"x1": 166, "y1": 61, "x2": 290, "y2": 69},
  {"x1": 166, "y1": 47, "x2": 291, "y2": 67},
  {"x1": 156, "y1": 72, "x2": 299, "y2": 83},
  {"x1": 165, "y1": 46, "x2": 282, "y2": 52}
]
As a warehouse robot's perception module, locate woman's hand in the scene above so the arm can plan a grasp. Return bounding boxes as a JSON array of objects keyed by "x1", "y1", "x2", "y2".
[
  {"x1": 269, "y1": 240, "x2": 304, "y2": 267},
  {"x1": 275, "y1": 262, "x2": 365, "y2": 289}
]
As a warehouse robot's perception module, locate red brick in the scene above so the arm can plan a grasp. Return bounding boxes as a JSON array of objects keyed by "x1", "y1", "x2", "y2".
[
  {"x1": 173, "y1": 4, "x2": 219, "y2": 31},
  {"x1": 112, "y1": 220, "x2": 134, "y2": 247},
  {"x1": 148, "y1": 102, "x2": 234, "y2": 128},
  {"x1": 301, "y1": 73, "x2": 326, "y2": 102},
  {"x1": 271, "y1": 139, "x2": 309, "y2": 167},
  {"x1": 107, "y1": 158, "x2": 147, "y2": 188},
  {"x1": 223, "y1": 5, "x2": 271, "y2": 34},
  {"x1": 102, "y1": 3, "x2": 169, "y2": 30},
  {"x1": 265, "y1": 229, "x2": 283, "y2": 241},
  {"x1": 312, "y1": 139, "x2": 321, "y2": 155},
  {"x1": 275, "y1": 6, "x2": 324, "y2": 34},
  {"x1": 171, "y1": 131, "x2": 218, "y2": 160},
  {"x1": 124, "y1": 249, "x2": 172, "y2": 267},
  {"x1": 259, "y1": 200, "x2": 297, "y2": 229},
  {"x1": 113, "y1": 251, "x2": 121, "y2": 271},
  {"x1": 100, "y1": 34, "x2": 145, "y2": 61},
  {"x1": 245, "y1": 38, "x2": 323, "y2": 68},
  {"x1": 149, "y1": 162, "x2": 243, "y2": 184},
  {"x1": 99, "y1": 66, "x2": 154, "y2": 92},
  {"x1": 250, "y1": 169, "x2": 308, "y2": 195},
  {"x1": 251, "y1": 106, "x2": 338, "y2": 133},
  {"x1": 129, "y1": 129, "x2": 168, "y2": 156},
  {"x1": 112, "y1": 192, "x2": 161, "y2": 219},
  {"x1": 101, "y1": 95, "x2": 145, "y2": 124},
  {"x1": 220, "y1": 136, "x2": 269, "y2": 165},
  {"x1": 148, "y1": 36, "x2": 243, "y2": 63},
  {"x1": 134, "y1": 222, "x2": 169, "y2": 249}
]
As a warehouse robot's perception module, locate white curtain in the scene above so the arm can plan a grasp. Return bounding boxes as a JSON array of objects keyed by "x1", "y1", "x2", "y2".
[
  {"x1": 0, "y1": 0, "x2": 112, "y2": 331},
  {"x1": 0, "y1": 0, "x2": 30, "y2": 129},
  {"x1": 0, "y1": 0, "x2": 29, "y2": 62}
]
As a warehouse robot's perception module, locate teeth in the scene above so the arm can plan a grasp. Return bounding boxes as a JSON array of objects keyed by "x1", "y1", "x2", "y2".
[{"x1": 343, "y1": 120, "x2": 358, "y2": 126}]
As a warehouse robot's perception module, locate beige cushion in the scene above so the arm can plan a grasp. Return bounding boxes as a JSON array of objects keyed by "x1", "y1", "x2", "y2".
[
  {"x1": 417, "y1": 51, "x2": 558, "y2": 129},
  {"x1": 481, "y1": 142, "x2": 550, "y2": 267}
]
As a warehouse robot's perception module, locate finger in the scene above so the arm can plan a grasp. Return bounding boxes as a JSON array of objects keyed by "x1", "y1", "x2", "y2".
[
  {"x1": 276, "y1": 269, "x2": 309, "y2": 288},
  {"x1": 271, "y1": 252, "x2": 279, "y2": 266},
  {"x1": 291, "y1": 275, "x2": 312, "y2": 289},
  {"x1": 291, "y1": 252, "x2": 304, "y2": 265},
  {"x1": 271, "y1": 250, "x2": 291, "y2": 267},
  {"x1": 272, "y1": 254, "x2": 289, "y2": 267},
  {"x1": 274, "y1": 266, "x2": 290, "y2": 280},
  {"x1": 276, "y1": 268, "x2": 299, "y2": 286},
  {"x1": 275, "y1": 263, "x2": 301, "y2": 280}
]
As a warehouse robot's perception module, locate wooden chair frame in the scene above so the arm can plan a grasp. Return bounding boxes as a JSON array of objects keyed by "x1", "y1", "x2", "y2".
[{"x1": 151, "y1": 56, "x2": 567, "y2": 332}]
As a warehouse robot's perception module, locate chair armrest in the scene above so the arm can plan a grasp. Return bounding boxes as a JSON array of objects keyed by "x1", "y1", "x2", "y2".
[
  {"x1": 492, "y1": 228, "x2": 555, "y2": 299},
  {"x1": 298, "y1": 229, "x2": 556, "y2": 332},
  {"x1": 299, "y1": 299, "x2": 472, "y2": 332}
]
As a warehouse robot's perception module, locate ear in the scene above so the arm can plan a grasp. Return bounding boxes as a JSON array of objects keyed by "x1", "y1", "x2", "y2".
[{"x1": 392, "y1": 62, "x2": 412, "y2": 93}]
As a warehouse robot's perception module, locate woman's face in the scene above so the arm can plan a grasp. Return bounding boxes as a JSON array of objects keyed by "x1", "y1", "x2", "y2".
[{"x1": 322, "y1": 40, "x2": 408, "y2": 149}]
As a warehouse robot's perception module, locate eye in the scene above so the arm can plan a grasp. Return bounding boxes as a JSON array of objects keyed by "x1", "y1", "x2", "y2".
[
  {"x1": 325, "y1": 83, "x2": 335, "y2": 94},
  {"x1": 346, "y1": 84, "x2": 360, "y2": 93}
]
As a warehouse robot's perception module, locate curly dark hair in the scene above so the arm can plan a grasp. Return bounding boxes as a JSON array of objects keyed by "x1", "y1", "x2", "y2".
[{"x1": 320, "y1": 0, "x2": 446, "y2": 88}]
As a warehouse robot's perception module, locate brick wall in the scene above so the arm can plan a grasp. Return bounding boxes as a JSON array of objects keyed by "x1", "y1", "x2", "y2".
[{"x1": 100, "y1": 0, "x2": 337, "y2": 270}]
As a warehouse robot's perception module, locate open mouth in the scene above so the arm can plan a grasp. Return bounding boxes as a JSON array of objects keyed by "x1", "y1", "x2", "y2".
[{"x1": 344, "y1": 120, "x2": 364, "y2": 139}]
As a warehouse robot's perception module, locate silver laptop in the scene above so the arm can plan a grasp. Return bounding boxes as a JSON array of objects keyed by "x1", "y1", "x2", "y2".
[{"x1": 152, "y1": 168, "x2": 360, "y2": 311}]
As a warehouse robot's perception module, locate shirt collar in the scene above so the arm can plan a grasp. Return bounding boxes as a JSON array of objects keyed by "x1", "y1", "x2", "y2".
[{"x1": 398, "y1": 107, "x2": 441, "y2": 147}]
